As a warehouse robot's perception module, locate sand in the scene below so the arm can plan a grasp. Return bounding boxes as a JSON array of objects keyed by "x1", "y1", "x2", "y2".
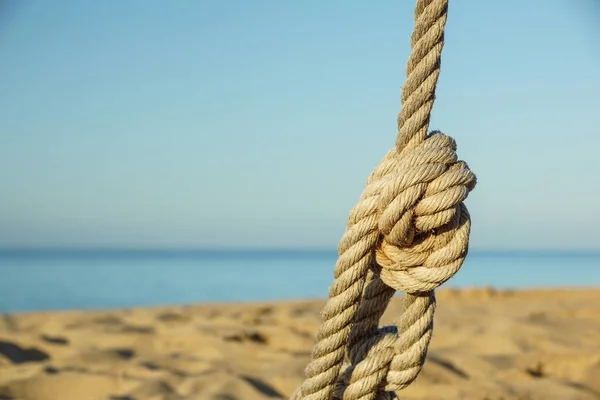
[{"x1": 0, "y1": 287, "x2": 599, "y2": 400}]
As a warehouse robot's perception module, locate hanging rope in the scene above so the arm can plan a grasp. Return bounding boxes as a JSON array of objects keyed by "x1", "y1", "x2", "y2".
[{"x1": 291, "y1": 0, "x2": 476, "y2": 399}]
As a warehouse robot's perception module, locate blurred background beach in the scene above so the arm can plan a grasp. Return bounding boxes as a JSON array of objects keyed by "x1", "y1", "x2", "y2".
[{"x1": 1, "y1": 1, "x2": 599, "y2": 399}]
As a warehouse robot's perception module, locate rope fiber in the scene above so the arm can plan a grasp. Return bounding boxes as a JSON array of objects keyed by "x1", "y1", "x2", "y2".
[{"x1": 291, "y1": 0, "x2": 476, "y2": 399}]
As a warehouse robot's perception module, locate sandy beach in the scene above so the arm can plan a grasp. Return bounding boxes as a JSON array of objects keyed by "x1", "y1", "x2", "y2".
[{"x1": 0, "y1": 288, "x2": 599, "y2": 400}]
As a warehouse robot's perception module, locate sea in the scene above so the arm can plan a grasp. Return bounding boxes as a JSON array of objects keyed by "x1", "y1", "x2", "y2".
[{"x1": 0, "y1": 249, "x2": 598, "y2": 313}]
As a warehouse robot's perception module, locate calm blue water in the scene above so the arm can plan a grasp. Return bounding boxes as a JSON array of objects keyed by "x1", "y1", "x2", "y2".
[{"x1": 0, "y1": 249, "x2": 598, "y2": 313}]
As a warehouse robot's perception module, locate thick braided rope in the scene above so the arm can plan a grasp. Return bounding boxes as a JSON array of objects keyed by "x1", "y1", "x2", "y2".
[{"x1": 291, "y1": 1, "x2": 476, "y2": 399}]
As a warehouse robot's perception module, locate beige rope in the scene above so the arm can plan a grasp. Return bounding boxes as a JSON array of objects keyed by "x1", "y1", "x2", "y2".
[{"x1": 291, "y1": 0, "x2": 476, "y2": 399}]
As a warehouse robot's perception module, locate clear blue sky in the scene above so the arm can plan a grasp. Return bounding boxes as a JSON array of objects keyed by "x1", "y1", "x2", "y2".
[{"x1": 1, "y1": 0, "x2": 599, "y2": 250}]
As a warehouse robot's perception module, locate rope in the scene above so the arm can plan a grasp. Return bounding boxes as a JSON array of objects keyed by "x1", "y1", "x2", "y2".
[{"x1": 290, "y1": 0, "x2": 476, "y2": 399}]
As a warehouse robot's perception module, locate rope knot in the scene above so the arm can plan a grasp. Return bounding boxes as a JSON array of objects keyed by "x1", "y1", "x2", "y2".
[
  {"x1": 369, "y1": 131, "x2": 476, "y2": 294},
  {"x1": 292, "y1": 2, "x2": 478, "y2": 399}
]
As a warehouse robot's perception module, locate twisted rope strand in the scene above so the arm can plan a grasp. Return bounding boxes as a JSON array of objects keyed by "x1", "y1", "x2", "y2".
[{"x1": 396, "y1": 0, "x2": 447, "y2": 153}]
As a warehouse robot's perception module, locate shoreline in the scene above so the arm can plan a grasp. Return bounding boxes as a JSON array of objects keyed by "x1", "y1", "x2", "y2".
[{"x1": 2, "y1": 286, "x2": 599, "y2": 315}]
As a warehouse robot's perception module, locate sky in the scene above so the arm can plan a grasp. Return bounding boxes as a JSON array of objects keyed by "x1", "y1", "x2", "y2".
[{"x1": 1, "y1": 0, "x2": 599, "y2": 251}]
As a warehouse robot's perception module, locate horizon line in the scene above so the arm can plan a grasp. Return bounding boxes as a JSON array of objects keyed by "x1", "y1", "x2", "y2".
[{"x1": 0, "y1": 246, "x2": 599, "y2": 256}]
